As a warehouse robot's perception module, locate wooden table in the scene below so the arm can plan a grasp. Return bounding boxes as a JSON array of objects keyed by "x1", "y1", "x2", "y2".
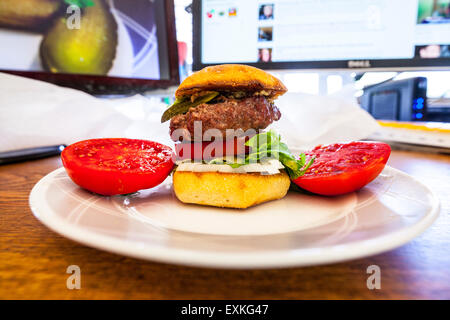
[{"x1": 0, "y1": 150, "x2": 449, "y2": 299}]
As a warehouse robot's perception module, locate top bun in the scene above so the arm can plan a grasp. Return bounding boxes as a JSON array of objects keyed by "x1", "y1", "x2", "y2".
[{"x1": 175, "y1": 64, "x2": 287, "y2": 99}]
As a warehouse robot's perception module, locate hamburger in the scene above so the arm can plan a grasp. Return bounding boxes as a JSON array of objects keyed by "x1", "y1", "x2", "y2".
[{"x1": 162, "y1": 64, "x2": 311, "y2": 209}]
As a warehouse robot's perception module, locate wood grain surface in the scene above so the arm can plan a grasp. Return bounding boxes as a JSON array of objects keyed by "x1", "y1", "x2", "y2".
[{"x1": 0, "y1": 150, "x2": 449, "y2": 299}]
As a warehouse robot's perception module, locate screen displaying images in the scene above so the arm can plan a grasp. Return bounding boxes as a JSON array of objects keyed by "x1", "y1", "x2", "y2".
[
  {"x1": 0, "y1": 0, "x2": 171, "y2": 80},
  {"x1": 200, "y1": 0, "x2": 450, "y2": 65}
]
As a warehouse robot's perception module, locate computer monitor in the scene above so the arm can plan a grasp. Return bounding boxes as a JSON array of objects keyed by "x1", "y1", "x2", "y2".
[
  {"x1": 193, "y1": 0, "x2": 450, "y2": 71},
  {"x1": 0, "y1": 0, "x2": 179, "y2": 94}
]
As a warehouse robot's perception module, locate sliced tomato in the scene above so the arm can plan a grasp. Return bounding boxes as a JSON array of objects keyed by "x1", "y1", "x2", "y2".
[
  {"x1": 61, "y1": 138, "x2": 174, "y2": 196},
  {"x1": 292, "y1": 141, "x2": 391, "y2": 196},
  {"x1": 175, "y1": 136, "x2": 251, "y2": 161}
]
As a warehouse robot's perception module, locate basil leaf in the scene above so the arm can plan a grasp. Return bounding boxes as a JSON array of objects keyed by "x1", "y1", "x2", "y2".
[
  {"x1": 207, "y1": 130, "x2": 314, "y2": 179},
  {"x1": 161, "y1": 92, "x2": 219, "y2": 123},
  {"x1": 208, "y1": 157, "x2": 247, "y2": 168}
]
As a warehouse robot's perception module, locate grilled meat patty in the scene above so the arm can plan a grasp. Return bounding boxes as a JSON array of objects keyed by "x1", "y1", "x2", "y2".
[{"x1": 169, "y1": 96, "x2": 281, "y2": 142}]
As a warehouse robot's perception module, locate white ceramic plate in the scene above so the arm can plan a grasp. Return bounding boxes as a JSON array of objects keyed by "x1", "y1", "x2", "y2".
[{"x1": 29, "y1": 166, "x2": 439, "y2": 269}]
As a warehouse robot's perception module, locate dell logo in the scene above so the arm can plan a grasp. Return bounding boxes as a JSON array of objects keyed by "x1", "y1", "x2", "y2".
[{"x1": 348, "y1": 60, "x2": 371, "y2": 68}]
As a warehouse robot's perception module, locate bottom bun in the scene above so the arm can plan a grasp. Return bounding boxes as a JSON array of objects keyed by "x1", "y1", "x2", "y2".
[{"x1": 173, "y1": 170, "x2": 290, "y2": 209}]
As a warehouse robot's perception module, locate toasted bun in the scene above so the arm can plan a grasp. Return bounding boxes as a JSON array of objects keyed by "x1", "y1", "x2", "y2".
[
  {"x1": 173, "y1": 170, "x2": 290, "y2": 209},
  {"x1": 175, "y1": 64, "x2": 287, "y2": 100}
]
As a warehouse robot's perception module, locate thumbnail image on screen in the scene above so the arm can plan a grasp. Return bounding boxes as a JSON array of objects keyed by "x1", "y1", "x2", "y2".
[
  {"x1": 417, "y1": 0, "x2": 450, "y2": 24},
  {"x1": 259, "y1": 4, "x2": 274, "y2": 20},
  {"x1": 258, "y1": 26, "x2": 273, "y2": 42},
  {"x1": 0, "y1": 0, "x2": 166, "y2": 80},
  {"x1": 416, "y1": 44, "x2": 450, "y2": 58},
  {"x1": 258, "y1": 48, "x2": 272, "y2": 62}
]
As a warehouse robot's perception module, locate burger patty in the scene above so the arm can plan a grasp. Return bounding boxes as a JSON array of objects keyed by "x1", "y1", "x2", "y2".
[{"x1": 169, "y1": 96, "x2": 281, "y2": 141}]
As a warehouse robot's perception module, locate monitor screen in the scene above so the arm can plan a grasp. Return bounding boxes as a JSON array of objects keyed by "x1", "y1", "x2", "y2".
[
  {"x1": 193, "y1": 0, "x2": 450, "y2": 70},
  {"x1": 0, "y1": 0, "x2": 179, "y2": 93}
]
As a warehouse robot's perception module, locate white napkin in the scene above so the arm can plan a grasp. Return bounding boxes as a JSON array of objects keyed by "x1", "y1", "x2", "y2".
[
  {"x1": 0, "y1": 72, "x2": 172, "y2": 152},
  {"x1": 272, "y1": 86, "x2": 379, "y2": 150},
  {"x1": 0, "y1": 72, "x2": 378, "y2": 153}
]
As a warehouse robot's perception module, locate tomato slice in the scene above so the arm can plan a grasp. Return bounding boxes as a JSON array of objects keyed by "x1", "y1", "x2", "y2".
[
  {"x1": 175, "y1": 136, "x2": 251, "y2": 161},
  {"x1": 61, "y1": 138, "x2": 174, "y2": 196},
  {"x1": 292, "y1": 141, "x2": 391, "y2": 196}
]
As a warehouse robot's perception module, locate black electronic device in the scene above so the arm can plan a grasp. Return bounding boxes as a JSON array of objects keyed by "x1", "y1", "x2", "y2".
[{"x1": 360, "y1": 77, "x2": 428, "y2": 121}]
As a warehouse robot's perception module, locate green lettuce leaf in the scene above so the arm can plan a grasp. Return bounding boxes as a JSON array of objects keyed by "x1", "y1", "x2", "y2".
[{"x1": 209, "y1": 130, "x2": 314, "y2": 179}]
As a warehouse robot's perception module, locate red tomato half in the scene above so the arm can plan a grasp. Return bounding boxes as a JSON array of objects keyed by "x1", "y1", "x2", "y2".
[
  {"x1": 292, "y1": 141, "x2": 391, "y2": 196},
  {"x1": 61, "y1": 138, "x2": 174, "y2": 196},
  {"x1": 175, "y1": 136, "x2": 251, "y2": 161}
]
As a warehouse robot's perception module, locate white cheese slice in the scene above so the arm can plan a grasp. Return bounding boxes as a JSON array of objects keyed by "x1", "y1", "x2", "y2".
[{"x1": 175, "y1": 159, "x2": 285, "y2": 175}]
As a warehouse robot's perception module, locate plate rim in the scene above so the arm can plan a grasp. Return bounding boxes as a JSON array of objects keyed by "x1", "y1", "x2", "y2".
[{"x1": 29, "y1": 166, "x2": 440, "y2": 269}]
